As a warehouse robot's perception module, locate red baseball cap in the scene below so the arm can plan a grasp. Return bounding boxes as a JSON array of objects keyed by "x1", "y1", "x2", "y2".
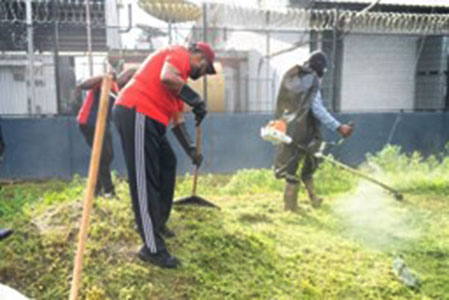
[{"x1": 194, "y1": 41, "x2": 217, "y2": 75}]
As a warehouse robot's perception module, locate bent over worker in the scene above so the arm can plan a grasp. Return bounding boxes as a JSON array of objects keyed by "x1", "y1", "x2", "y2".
[
  {"x1": 113, "y1": 42, "x2": 215, "y2": 268},
  {"x1": 76, "y1": 67, "x2": 136, "y2": 197},
  {"x1": 274, "y1": 51, "x2": 353, "y2": 211}
]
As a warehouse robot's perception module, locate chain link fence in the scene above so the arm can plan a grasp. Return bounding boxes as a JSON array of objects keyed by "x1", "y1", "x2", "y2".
[{"x1": 1, "y1": 0, "x2": 449, "y2": 116}]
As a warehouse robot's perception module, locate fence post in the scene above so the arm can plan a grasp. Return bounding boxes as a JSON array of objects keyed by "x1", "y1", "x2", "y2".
[
  {"x1": 85, "y1": 0, "x2": 93, "y2": 76},
  {"x1": 168, "y1": 21, "x2": 173, "y2": 45},
  {"x1": 202, "y1": 3, "x2": 208, "y2": 107},
  {"x1": 26, "y1": 0, "x2": 36, "y2": 115},
  {"x1": 331, "y1": 7, "x2": 339, "y2": 112},
  {"x1": 266, "y1": 10, "x2": 271, "y2": 112},
  {"x1": 53, "y1": 1, "x2": 62, "y2": 114}
]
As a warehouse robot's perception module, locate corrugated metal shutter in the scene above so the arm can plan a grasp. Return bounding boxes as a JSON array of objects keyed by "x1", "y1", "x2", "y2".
[
  {"x1": 0, "y1": 55, "x2": 57, "y2": 115},
  {"x1": 415, "y1": 36, "x2": 448, "y2": 110},
  {"x1": 340, "y1": 34, "x2": 417, "y2": 112},
  {"x1": 0, "y1": 65, "x2": 28, "y2": 114},
  {"x1": 34, "y1": 55, "x2": 57, "y2": 114}
]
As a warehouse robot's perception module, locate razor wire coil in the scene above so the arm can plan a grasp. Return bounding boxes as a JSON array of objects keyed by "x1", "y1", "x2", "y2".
[
  {"x1": 211, "y1": 4, "x2": 449, "y2": 35},
  {"x1": 0, "y1": 0, "x2": 105, "y2": 25},
  {"x1": 0, "y1": 1, "x2": 448, "y2": 34}
]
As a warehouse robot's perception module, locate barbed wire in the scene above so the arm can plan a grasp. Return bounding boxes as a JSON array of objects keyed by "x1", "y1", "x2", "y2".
[
  {"x1": 335, "y1": 10, "x2": 449, "y2": 35},
  {"x1": 203, "y1": 2, "x2": 449, "y2": 35},
  {"x1": 0, "y1": 0, "x2": 105, "y2": 25},
  {"x1": 0, "y1": 1, "x2": 448, "y2": 35}
]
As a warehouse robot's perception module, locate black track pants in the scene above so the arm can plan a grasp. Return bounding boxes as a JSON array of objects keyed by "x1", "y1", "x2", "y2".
[
  {"x1": 113, "y1": 105, "x2": 176, "y2": 253},
  {"x1": 79, "y1": 123, "x2": 115, "y2": 194}
]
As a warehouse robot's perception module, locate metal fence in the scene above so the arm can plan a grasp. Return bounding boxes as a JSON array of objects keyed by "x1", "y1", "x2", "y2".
[{"x1": 1, "y1": 0, "x2": 449, "y2": 116}]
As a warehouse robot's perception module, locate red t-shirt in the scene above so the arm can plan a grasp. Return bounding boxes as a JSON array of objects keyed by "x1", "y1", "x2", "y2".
[
  {"x1": 77, "y1": 81, "x2": 119, "y2": 126},
  {"x1": 115, "y1": 45, "x2": 188, "y2": 126}
]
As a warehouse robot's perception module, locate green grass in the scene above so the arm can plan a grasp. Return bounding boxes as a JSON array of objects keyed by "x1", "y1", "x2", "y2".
[{"x1": 0, "y1": 145, "x2": 448, "y2": 299}]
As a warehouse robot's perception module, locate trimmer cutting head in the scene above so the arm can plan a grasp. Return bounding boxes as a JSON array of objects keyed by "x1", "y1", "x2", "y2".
[{"x1": 393, "y1": 192, "x2": 404, "y2": 201}]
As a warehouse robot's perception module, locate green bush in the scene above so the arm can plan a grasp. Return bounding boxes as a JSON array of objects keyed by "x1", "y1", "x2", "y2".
[{"x1": 366, "y1": 144, "x2": 449, "y2": 195}]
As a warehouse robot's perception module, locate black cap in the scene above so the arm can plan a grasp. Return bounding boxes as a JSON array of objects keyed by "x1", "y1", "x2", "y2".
[{"x1": 308, "y1": 51, "x2": 328, "y2": 78}]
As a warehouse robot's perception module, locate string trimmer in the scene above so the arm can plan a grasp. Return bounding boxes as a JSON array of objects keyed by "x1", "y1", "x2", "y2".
[{"x1": 261, "y1": 120, "x2": 403, "y2": 201}]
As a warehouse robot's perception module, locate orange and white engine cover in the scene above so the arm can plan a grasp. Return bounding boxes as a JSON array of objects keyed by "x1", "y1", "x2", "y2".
[{"x1": 260, "y1": 119, "x2": 292, "y2": 145}]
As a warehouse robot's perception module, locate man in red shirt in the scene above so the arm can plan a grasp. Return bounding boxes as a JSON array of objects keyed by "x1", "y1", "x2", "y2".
[
  {"x1": 77, "y1": 67, "x2": 136, "y2": 197},
  {"x1": 113, "y1": 42, "x2": 215, "y2": 268}
]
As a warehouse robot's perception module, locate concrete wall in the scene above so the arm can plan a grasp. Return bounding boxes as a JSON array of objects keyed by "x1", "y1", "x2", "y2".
[{"x1": 0, "y1": 112, "x2": 448, "y2": 180}]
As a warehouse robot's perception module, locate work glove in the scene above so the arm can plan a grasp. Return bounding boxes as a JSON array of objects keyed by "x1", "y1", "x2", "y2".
[
  {"x1": 337, "y1": 122, "x2": 354, "y2": 138},
  {"x1": 172, "y1": 123, "x2": 203, "y2": 167},
  {"x1": 190, "y1": 148, "x2": 203, "y2": 167},
  {"x1": 193, "y1": 101, "x2": 207, "y2": 126}
]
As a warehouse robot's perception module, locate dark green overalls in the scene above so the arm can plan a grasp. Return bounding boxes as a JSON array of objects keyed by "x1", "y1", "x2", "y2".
[{"x1": 273, "y1": 65, "x2": 322, "y2": 183}]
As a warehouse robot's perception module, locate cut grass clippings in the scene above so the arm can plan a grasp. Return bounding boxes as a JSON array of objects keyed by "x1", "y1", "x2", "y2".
[{"x1": 0, "y1": 145, "x2": 448, "y2": 299}]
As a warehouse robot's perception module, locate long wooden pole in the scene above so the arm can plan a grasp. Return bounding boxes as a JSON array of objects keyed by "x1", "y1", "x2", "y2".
[
  {"x1": 69, "y1": 74, "x2": 112, "y2": 300},
  {"x1": 192, "y1": 126, "x2": 201, "y2": 196}
]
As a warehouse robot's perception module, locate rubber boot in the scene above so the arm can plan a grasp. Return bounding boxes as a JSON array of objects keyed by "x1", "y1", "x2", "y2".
[
  {"x1": 303, "y1": 178, "x2": 323, "y2": 208},
  {"x1": 283, "y1": 182, "x2": 299, "y2": 212}
]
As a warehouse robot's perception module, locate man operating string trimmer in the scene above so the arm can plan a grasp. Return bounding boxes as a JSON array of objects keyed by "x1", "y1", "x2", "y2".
[{"x1": 272, "y1": 51, "x2": 354, "y2": 211}]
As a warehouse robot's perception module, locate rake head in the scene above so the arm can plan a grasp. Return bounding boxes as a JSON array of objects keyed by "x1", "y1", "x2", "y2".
[{"x1": 174, "y1": 195, "x2": 220, "y2": 209}]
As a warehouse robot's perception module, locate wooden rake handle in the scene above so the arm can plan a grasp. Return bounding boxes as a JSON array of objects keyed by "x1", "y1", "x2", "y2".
[
  {"x1": 69, "y1": 74, "x2": 112, "y2": 300},
  {"x1": 192, "y1": 125, "x2": 201, "y2": 196}
]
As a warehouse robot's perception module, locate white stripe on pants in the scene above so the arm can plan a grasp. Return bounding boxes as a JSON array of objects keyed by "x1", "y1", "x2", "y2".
[{"x1": 135, "y1": 112, "x2": 157, "y2": 253}]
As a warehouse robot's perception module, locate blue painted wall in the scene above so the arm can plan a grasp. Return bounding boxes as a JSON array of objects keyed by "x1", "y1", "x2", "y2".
[{"x1": 0, "y1": 112, "x2": 448, "y2": 180}]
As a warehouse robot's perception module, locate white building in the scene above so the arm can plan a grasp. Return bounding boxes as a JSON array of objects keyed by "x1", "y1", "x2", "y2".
[
  {"x1": 314, "y1": 0, "x2": 449, "y2": 112},
  {"x1": 0, "y1": 0, "x2": 120, "y2": 115},
  {"x1": 200, "y1": 0, "x2": 449, "y2": 112},
  {"x1": 2, "y1": 0, "x2": 449, "y2": 115}
]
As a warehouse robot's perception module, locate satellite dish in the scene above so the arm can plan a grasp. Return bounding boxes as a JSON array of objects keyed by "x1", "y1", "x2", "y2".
[{"x1": 138, "y1": 0, "x2": 202, "y2": 23}]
